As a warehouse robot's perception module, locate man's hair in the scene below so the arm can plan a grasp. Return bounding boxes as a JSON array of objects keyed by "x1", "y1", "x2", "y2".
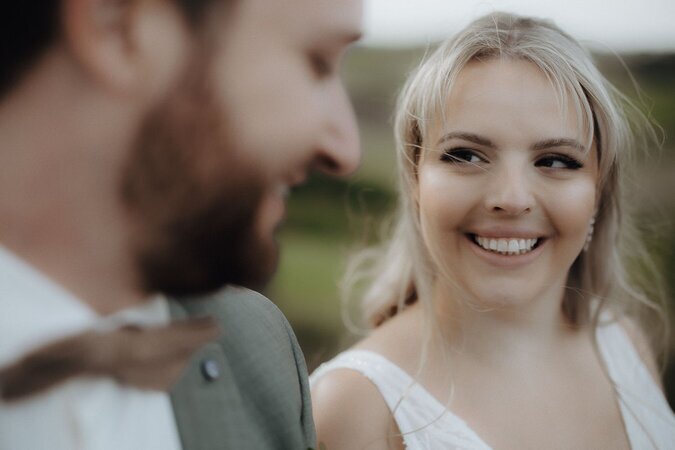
[{"x1": 1, "y1": 1, "x2": 217, "y2": 99}]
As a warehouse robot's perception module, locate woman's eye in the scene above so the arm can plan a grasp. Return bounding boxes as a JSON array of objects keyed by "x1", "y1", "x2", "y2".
[
  {"x1": 440, "y1": 149, "x2": 484, "y2": 164},
  {"x1": 535, "y1": 154, "x2": 583, "y2": 170}
]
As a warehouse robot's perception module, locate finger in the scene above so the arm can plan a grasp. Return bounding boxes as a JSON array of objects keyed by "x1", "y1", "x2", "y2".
[
  {"x1": 0, "y1": 333, "x2": 96, "y2": 401},
  {"x1": 92, "y1": 317, "x2": 221, "y2": 370}
]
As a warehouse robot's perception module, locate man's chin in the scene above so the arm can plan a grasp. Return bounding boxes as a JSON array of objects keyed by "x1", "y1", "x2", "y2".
[
  {"x1": 234, "y1": 236, "x2": 280, "y2": 291},
  {"x1": 137, "y1": 236, "x2": 279, "y2": 298},
  {"x1": 133, "y1": 200, "x2": 283, "y2": 298}
]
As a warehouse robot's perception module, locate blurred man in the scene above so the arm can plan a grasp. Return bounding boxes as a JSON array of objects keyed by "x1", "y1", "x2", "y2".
[{"x1": 0, "y1": 0, "x2": 362, "y2": 448}]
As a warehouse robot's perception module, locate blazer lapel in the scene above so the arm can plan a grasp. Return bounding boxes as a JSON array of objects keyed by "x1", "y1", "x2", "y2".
[{"x1": 168, "y1": 300, "x2": 248, "y2": 450}]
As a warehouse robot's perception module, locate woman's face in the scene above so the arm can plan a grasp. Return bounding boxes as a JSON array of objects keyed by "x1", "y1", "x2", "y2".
[{"x1": 417, "y1": 58, "x2": 598, "y2": 309}]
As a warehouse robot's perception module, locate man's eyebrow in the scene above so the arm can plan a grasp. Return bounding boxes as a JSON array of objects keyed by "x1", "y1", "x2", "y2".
[
  {"x1": 532, "y1": 138, "x2": 586, "y2": 152},
  {"x1": 437, "y1": 131, "x2": 496, "y2": 148},
  {"x1": 319, "y1": 28, "x2": 362, "y2": 45},
  {"x1": 326, "y1": 31, "x2": 362, "y2": 46},
  {"x1": 344, "y1": 31, "x2": 363, "y2": 43}
]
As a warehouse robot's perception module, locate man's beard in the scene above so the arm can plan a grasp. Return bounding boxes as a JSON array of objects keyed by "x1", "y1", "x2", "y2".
[{"x1": 119, "y1": 59, "x2": 278, "y2": 297}]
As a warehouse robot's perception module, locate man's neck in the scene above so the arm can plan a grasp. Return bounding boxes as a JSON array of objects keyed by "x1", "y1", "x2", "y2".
[
  {"x1": 0, "y1": 222, "x2": 148, "y2": 316},
  {"x1": 0, "y1": 48, "x2": 150, "y2": 315}
]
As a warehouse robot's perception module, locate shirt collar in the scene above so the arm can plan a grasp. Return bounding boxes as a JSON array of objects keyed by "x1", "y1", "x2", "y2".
[{"x1": 0, "y1": 245, "x2": 169, "y2": 366}]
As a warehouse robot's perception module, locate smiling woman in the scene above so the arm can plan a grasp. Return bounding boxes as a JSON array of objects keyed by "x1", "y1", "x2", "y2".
[
  {"x1": 310, "y1": 12, "x2": 675, "y2": 450},
  {"x1": 417, "y1": 58, "x2": 599, "y2": 311}
]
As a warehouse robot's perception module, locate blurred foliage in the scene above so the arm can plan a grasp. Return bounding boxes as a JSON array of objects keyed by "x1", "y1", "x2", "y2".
[{"x1": 264, "y1": 46, "x2": 675, "y2": 404}]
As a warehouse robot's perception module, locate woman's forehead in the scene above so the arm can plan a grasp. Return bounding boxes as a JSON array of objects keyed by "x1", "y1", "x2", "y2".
[{"x1": 421, "y1": 58, "x2": 593, "y2": 147}]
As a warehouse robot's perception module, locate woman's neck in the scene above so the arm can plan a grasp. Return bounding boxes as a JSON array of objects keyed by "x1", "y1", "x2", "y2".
[{"x1": 429, "y1": 280, "x2": 581, "y2": 365}]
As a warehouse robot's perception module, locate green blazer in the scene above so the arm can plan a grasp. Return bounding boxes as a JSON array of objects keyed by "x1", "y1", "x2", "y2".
[{"x1": 168, "y1": 286, "x2": 316, "y2": 450}]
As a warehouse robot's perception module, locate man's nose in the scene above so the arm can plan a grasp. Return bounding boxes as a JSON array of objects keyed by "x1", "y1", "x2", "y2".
[
  {"x1": 483, "y1": 162, "x2": 536, "y2": 216},
  {"x1": 313, "y1": 83, "x2": 361, "y2": 177}
]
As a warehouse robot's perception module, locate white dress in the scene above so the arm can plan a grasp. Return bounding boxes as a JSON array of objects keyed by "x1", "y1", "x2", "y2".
[{"x1": 311, "y1": 320, "x2": 675, "y2": 449}]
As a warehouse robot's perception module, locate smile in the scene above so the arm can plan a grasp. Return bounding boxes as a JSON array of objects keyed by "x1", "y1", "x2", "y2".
[{"x1": 469, "y1": 234, "x2": 542, "y2": 256}]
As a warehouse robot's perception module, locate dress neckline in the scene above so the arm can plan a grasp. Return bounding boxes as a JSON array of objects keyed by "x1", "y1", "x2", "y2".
[
  {"x1": 344, "y1": 318, "x2": 637, "y2": 450},
  {"x1": 343, "y1": 349, "x2": 495, "y2": 449}
]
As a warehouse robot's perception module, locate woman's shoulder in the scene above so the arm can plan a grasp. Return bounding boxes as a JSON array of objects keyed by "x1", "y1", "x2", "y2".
[
  {"x1": 310, "y1": 309, "x2": 424, "y2": 449},
  {"x1": 310, "y1": 321, "x2": 414, "y2": 415},
  {"x1": 311, "y1": 356, "x2": 396, "y2": 450}
]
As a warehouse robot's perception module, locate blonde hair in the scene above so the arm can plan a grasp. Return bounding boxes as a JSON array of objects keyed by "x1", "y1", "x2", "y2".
[{"x1": 343, "y1": 13, "x2": 667, "y2": 353}]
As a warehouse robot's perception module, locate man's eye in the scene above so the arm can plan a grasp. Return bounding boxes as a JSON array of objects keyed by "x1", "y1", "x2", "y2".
[
  {"x1": 309, "y1": 53, "x2": 334, "y2": 78},
  {"x1": 440, "y1": 149, "x2": 484, "y2": 164},
  {"x1": 535, "y1": 154, "x2": 583, "y2": 170}
]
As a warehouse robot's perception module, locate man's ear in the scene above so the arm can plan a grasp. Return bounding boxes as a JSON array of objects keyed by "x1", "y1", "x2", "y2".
[{"x1": 61, "y1": 0, "x2": 193, "y2": 98}]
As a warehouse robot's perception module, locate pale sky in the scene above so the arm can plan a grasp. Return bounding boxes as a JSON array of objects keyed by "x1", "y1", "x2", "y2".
[{"x1": 362, "y1": 0, "x2": 675, "y2": 52}]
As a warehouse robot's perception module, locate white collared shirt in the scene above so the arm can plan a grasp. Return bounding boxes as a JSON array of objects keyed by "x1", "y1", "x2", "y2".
[{"x1": 0, "y1": 246, "x2": 183, "y2": 450}]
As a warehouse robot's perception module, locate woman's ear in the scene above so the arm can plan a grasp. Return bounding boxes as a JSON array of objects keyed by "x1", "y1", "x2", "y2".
[{"x1": 61, "y1": 0, "x2": 192, "y2": 98}]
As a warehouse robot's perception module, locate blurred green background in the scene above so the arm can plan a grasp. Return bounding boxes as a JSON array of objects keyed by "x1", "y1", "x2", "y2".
[{"x1": 264, "y1": 46, "x2": 675, "y2": 404}]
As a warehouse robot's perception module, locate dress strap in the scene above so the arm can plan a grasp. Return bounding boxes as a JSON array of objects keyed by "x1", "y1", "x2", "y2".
[
  {"x1": 311, "y1": 349, "x2": 422, "y2": 412},
  {"x1": 596, "y1": 318, "x2": 675, "y2": 449},
  {"x1": 311, "y1": 349, "x2": 493, "y2": 450}
]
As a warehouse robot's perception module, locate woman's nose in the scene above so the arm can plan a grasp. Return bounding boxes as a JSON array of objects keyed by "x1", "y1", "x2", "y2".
[{"x1": 483, "y1": 163, "x2": 536, "y2": 216}]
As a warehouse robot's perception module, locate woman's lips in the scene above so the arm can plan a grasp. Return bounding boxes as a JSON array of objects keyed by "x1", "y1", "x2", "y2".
[
  {"x1": 470, "y1": 234, "x2": 541, "y2": 255},
  {"x1": 465, "y1": 233, "x2": 547, "y2": 267}
]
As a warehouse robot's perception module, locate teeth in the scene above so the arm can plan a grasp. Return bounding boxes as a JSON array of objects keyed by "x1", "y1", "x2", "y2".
[
  {"x1": 473, "y1": 235, "x2": 539, "y2": 255},
  {"x1": 497, "y1": 240, "x2": 508, "y2": 252}
]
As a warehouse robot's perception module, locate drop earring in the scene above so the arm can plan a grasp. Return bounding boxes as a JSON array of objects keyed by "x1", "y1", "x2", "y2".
[{"x1": 584, "y1": 216, "x2": 595, "y2": 252}]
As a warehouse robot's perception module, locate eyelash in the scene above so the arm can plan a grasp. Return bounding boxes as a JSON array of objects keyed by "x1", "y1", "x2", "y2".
[
  {"x1": 440, "y1": 148, "x2": 485, "y2": 164},
  {"x1": 440, "y1": 148, "x2": 584, "y2": 170},
  {"x1": 535, "y1": 154, "x2": 584, "y2": 170}
]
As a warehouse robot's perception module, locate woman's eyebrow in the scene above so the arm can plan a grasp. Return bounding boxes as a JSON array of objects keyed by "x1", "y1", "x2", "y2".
[
  {"x1": 437, "y1": 131, "x2": 496, "y2": 148},
  {"x1": 437, "y1": 133, "x2": 587, "y2": 152},
  {"x1": 532, "y1": 138, "x2": 586, "y2": 152}
]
